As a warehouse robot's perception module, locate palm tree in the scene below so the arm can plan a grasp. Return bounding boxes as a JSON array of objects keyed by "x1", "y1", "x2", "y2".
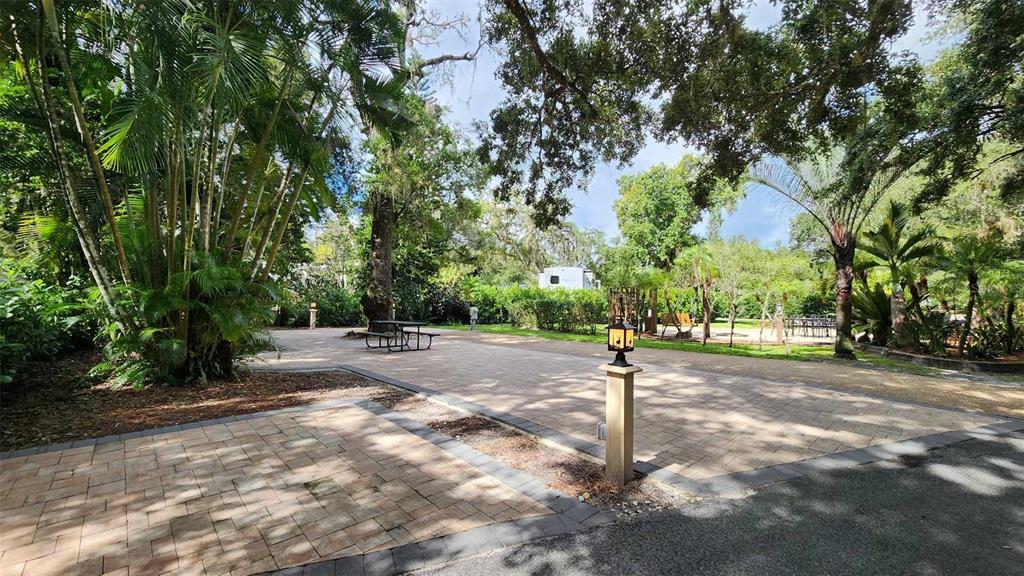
[
  {"x1": 938, "y1": 233, "x2": 1007, "y2": 357},
  {"x1": 4, "y1": 0, "x2": 409, "y2": 382},
  {"x1": 677, "y1": 246, "x2": 718, "y2": 345},
  {"x1": 852, "y1": 283, "x2": 892, "y2": 346},
  {"x1": 748, "y1": 147, "x2": 903, "y2": 358},
  {"x1": 859, "y1": 201, "x2": 942, "y2": 348}
]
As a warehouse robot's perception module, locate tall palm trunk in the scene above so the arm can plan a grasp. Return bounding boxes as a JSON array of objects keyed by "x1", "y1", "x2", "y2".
[
  {"x1": 257, "y1": 164, "x2": 309, "y2": 282},
  {"x1": 832, "y1": 233, "x2": 857, "y2": 359},
  {"x1": 890, "y1": 293, "x2": 908, "y2": 341},
  {"x1": 362, "y1": 192, "x2": 397, "y2": 321},
  {"x1": 958, "y1": 272, "x2": 979, "y2": 357},
  {"x1": 890, "y1": 277, "x2": 910, "y2": 348},
  {"x1": 247, "y1": 163, "x2": 294, "y2": 268},
  {"x1": 43, "y1": 0, "x2": 134, "y2": 289},
  {"x1": 34, "y1": 40, "x2": 122, "y2": 320},
  {"x1": 224, "y1": 70, "x2": 292, "y2": 253},
  {"x1": 166, "y1": 114, "x2": 183, "y2": 279},
  {"x1": 700, "y1": 279, "x2": 711, "y2": 345},
  {"x1": 213, "y1": 118, "x2": 241, "y2": 237}
]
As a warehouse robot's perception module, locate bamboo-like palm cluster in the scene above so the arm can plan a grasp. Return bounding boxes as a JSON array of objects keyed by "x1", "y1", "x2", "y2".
[{"x1": 1, "y1": 0, "x2": 408, "y2": 382}]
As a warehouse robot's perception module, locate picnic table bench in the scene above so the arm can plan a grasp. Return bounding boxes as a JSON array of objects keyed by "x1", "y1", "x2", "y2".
[
  {"x1": 785, "y1": 316, "x2": 836, "y2": 338},
  {"x1": 358, "y1": 320, "x2": 439, "y2": 352}
]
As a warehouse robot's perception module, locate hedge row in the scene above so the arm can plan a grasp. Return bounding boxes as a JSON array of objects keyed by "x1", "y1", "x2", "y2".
[
  {"x1": 465, "y1": 286, "x2": 607, "y2": 333},
  {"x1": 270, "y1": 280, "x2": 831, "y2": 333}
]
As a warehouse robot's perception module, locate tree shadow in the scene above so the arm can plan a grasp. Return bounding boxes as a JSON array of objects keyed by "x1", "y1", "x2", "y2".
[{"x1": 439, "y1": 435, "x2": 1024, "y2": 575}]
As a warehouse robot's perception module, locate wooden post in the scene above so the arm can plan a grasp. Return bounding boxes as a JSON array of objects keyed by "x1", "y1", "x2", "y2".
[
  {"x1": 646, "y1": 289, "x2": 658, "y2": 335},
  {"x1": 601, "y1": 363, "x2": 642, "y2": 486}
]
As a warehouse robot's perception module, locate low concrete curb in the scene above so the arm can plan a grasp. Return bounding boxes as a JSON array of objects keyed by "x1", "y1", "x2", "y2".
[{"x1": 336, "y1": 364, "x2": 1024, "y2": 497}]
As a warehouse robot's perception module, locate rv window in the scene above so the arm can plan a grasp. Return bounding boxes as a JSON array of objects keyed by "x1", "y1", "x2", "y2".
[{"x1": 549, "y1": 275, "x2": 560, "y2": 285}]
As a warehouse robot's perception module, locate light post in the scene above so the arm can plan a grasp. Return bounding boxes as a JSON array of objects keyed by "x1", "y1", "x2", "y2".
[
  {"x1": 602, "y1": 315, "x2": 641, "y2": 486},
  {"x1": 309, "y1": 302, "x2": 318, "y2": 330}
]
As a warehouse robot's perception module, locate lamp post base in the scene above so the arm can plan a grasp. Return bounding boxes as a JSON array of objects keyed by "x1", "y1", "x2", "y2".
[
  {"x1": 609, "y1": 350, "x2": 632, "y2": 367},
  {"x1": 600, "y1": 363, "x2": 642, "y2": 486}
]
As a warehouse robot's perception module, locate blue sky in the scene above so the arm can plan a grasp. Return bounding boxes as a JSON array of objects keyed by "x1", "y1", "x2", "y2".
[{"x1": 423, "y1": 0, "x2": 953, "y2": 246}]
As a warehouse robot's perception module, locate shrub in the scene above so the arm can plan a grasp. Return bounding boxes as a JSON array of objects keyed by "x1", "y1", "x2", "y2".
[
  {"x1": 794, "y1": 293, "x2": 833, "y2": 316},
  {"x1": 276, "y1": 281, "x2": 364, "y2": 327},
  {"x1": 424, "y1": 284, "x2": 470, "y2": 324},
  {"x1": 0, "y1": 270, "x2": 94, "y2": 384},
  {"x1": 492, "y1": 286, "x2": 607, "y2": 334},
  {"x1": 94, "y1": 257, "x2": 274, "y2": 387},
  {"x1": 467, "y1": 283, "x2": 509, "y2": 323}
]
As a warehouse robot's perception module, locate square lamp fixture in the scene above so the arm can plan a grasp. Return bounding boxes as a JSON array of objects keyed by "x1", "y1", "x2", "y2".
[{"x1": 606, "y1": 317, "x2": 637, "y2": 367}]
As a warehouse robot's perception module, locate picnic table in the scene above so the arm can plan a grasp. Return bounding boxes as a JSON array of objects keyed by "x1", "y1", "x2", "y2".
[
  {"x1": 785, "y1": 316, "x2": 836, "y2": 338},
  {"x1": 361, "y1": 320, "x2": 439, "y2": 352}
]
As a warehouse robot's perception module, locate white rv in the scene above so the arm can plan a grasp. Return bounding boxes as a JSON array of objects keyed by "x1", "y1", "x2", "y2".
[{"x1": 537, "y1": 266, "x2": 597, "y2": 289}]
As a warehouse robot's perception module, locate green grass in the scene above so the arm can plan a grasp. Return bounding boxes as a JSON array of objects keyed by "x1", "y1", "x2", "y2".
[
  {"x1": 442, "y1": 323, "x2": 1023, "y2": 381},
  {"x1": 444, "y1": 323, "x2": 834, "y2": 361},
  {"x1": 709, "y1": 319, "x2": 762, "y2": 329}
]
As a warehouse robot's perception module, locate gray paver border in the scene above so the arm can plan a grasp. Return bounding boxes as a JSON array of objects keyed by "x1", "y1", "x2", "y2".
[
  {"x1": 0, "y1": 397, "x2": 366, "y2": 461},
  {"x1": 333, "y1": 364, "x2": 1024, "y2": 497}
]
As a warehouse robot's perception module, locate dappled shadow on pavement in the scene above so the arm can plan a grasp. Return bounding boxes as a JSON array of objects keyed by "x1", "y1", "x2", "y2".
[
  {"x1": 260, "y1": 329, "x2": 1000, "y2": 481},
  {"x1": 419, "y1": 434, "x2": 1024, "y2": 576}
]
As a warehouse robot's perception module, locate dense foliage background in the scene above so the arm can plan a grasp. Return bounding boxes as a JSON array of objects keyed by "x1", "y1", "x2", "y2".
[{"x1": 2, "y1": 0, "x2": 1024, "y2": 388}]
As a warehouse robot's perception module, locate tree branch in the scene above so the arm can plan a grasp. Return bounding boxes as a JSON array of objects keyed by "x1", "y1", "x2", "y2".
[
  {"x1": 501, "y1": 0, "x2": 596, "y2": 115},
  {"x1": 409, "y1": 41, "x2": 481, "y2": 77}
]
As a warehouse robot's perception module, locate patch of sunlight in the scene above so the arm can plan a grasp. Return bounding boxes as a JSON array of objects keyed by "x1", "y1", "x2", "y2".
[{"x1": 925, "y1": 463, "x2": 1018, "y2": 496}]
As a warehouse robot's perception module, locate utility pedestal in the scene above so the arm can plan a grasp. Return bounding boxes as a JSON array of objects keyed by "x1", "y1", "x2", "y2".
[{"x1": 600, "y1": 363, "x2": 642, "y2": 486}]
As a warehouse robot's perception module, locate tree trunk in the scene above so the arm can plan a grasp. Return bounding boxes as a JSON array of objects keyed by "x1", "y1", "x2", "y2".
[
  {"x1": 833, "y1": 237, "x2": 857, "y2": 359},
  {"x1": 701, "y1": 280, "x2": 711, "y2": 346},
  {"x1": 43, "y1": 0, "x2": 134, "y2": 289},
  {"x1": 728, "y1": 298, "x2": 737, "y2": 348},
  {"x1": 757, "y1": 293, "x2": 771, "y2": 350},
  {"x1": 225, "y1": 70, "x2": 291, "y2": 253},
  {"x1": 958, "y1": 273, "x2": 979, "y2": 357},
  {"x1": 248, "y1": 163, "x2": 294, "y2": 268},
  {"x1": 258, "y1": 164, "x2": 309, "y2": 282},
  {"x1": 34, "y1": 38, "x2": 122, "y2": 321},
  {"x1": 890, "y1": 278, "x2": 910, "y2": 348},
  {"x1": 781, "y1": 292, "x2": 790, "y2": 354},
  {"x1": 362, "y1": 192, "x2": 397, "y2": 322},
  {"x1": 1007, "y1": 299, "x2": 1017, "y2": 355}
]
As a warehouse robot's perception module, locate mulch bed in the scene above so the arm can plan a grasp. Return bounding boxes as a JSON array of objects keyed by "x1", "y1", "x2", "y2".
[
  {"x1": 0, "y1": 351, "x2": 389, "y2": 451},
  {"x1": 1, "y1": 352, "x2": 693, "y2": 516}
]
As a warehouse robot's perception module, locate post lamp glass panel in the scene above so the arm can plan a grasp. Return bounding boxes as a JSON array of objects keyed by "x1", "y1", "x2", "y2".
[{"x1": 606, "y1": 318, "x2": 637, "y2": 367}]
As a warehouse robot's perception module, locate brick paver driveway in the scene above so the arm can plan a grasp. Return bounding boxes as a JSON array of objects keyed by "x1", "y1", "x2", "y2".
[
  {"x1": 260, "y1": 328, "x2": 1002, "y2": 481},
  {"x1": 0, "y1": 403, "x2": 549, "y2": 575}
]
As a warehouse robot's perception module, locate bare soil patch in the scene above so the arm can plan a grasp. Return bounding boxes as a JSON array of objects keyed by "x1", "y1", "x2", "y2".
[{"x1": 392, "y1": 396, "x2": 693, "y2": 517}]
